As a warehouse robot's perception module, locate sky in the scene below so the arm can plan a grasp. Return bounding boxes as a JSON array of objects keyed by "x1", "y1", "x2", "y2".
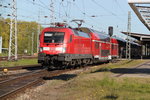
[{"x1": 1, "y1": 0, "x2": 150, "y2": 38}]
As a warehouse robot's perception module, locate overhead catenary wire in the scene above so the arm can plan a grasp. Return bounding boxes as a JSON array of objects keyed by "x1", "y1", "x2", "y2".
[
  {"x1": 0, "y1": 1, "x2": 11, "y2": 18},
  {"x1": 91, "y1": 0, "x2": 125, "y2": 21},
  {"x1": 9, "y1": 0, "x2": 100, "y2": 29},
  {"x1": 72, "y1": 1, "x2": 105, "y2": 30},
  {"x1": 26, "y1": 0, "x2": 73, "y2": 22},
  {"x1": 114, "y1": 0, "x2": 127, "y2": 15},
  {"x1": 59, "y1": 0, "x2": 72, "y2": 22},
  {"x1": 1, "y1": 0, "x2": 126, "y2": 32}
]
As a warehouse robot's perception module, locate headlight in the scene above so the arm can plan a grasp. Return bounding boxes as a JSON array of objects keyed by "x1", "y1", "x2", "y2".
[
  {"x1": 39, "y1": 47, "x2": 50, "y2": 52},
  {"x1": 55, "y1": 47, "x2": 66, "y2": 53},
  {"x1": 43, "y1": 47, "x2": 50, "y2": 51}
]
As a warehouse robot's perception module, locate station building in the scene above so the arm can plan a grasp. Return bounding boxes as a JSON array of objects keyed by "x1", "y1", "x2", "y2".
[
  {"x1": 122, "y1": 0, "x2": 150, "y2": 59},
  {"x1": 122, "y1": 32, "x2": 150, "y2": 58}
]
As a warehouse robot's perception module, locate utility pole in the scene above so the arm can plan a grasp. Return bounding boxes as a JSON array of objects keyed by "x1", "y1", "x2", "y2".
[
  {"x1": 28, "y1": 35, "x2": 30, "y2": 55},
  {"x1": 50, "y1": 0, "x2": 54, "y2": 25},
  {"x1": 31, "y1": 32, "x2": 34, "y2": 55},
  {"x1": 0, "y1": 37, "x2": 2, "y2": 54},
  {"x1": 8, "y1": 0, "x2": 18, "y2": 61},
  {"x1": 37, "y1": 10, "x2": 40, "y2": 53},
  {"x1": 37, "y1": 21, "x2": 40, "y2": 53},
  {"x1": 126, "y1": 11, "x2": 131, "y2": 59}
]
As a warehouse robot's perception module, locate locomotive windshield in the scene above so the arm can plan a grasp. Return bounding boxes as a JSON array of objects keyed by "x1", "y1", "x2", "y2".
[{"x1": 44, "y1": 32, "x2": 64, "y2": 43}]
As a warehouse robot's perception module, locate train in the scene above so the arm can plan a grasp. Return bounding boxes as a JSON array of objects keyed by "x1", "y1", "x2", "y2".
[
  {"x1": 38, "y1": 23, "x2": 141, "y2": 69},
  {"x1": 114, "y1": 36, "x2": 141, "y2": 58}
]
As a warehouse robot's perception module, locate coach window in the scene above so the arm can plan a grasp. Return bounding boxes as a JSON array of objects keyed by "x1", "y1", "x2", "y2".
[
  {"x1": 95, "y1": 42, "x2": 99, "y2": 49},
  {"x1": 112, "y1": 44, "x2": 113, "y2": 49},
  {"x1": 112, "y1": 44, "x2": 117, "y2": 50}
]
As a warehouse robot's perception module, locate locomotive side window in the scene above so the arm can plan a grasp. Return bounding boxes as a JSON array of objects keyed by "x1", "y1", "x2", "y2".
[
  {"x1": 73, "y1": 30, "x2": 79, "y2": 36},
  {"x1": 69, "y1": 35, "x2": 73, "y2": 43},
  {"x1": 73, "y1": 30, "x2": 90, "y2": 38},
  {"x1": 44, "y1": 32, "x2": 64, "y2": 43},
  {"x1": 78, "y1": 31, "x2": 90, "y2": 38}
]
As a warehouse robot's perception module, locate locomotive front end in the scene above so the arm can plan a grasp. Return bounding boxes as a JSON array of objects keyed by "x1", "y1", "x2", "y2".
[{"x1": 38, "y1": 27, "x2": 70, "y2": 67}]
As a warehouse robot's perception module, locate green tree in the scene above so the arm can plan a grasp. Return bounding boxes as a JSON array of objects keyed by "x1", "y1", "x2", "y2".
[{"x1": 0, "y1": 18, "x2": 42, "y2": 55}]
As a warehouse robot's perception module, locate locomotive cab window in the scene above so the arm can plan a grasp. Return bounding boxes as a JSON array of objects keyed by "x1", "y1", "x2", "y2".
[{"x1": 44, "y1": 32, "x2": 65, "y2": 43}]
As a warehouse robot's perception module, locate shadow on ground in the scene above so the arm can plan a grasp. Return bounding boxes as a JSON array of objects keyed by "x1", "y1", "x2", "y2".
[
  {"x1": 43, "y1": 74, "x2": 77, "y2": 81},
  {"x1": 23, "y1": 66, "x2": 43, "y2": 71},
  {"x1": 103, "y1": 94, "x2": 118, "y2": 100},
  {"x1": 91, "y1": 68, "x2": 111, "y2": 73},
  {"x1": 110, "y1": 68, "x2": 150, "y2": 74},
  {"x1": 91, "y1": 67, "x2": 150, "y2": 74}
]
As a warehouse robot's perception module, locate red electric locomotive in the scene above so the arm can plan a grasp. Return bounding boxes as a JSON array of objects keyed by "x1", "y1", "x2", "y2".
[{"x1": 38, "y1": 24, "x2": 118, "y2": 68}]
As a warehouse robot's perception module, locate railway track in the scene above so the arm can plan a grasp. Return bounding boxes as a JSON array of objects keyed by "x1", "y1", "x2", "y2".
[
  {"x1": 0, "y1": 71, "x2": 34, "y2": 81},
  {"x1": 0, "y1": 55, "x2": 37, "y2": 61},
  {"x1": 0, "y1": 61, "x2": 109, "y2": 100},
  {"x1": 0, "y1": 69, "x2": 46, "y2": 100},
  {"x1": 0, "y1": 64, "x2": 43, "y2": 82},
  {"x1": 0, "y1": 67, "x2": 72, "y2": 100},
  {"x1": 0, "y1": 64, "x2": 42, "y2": 71}
]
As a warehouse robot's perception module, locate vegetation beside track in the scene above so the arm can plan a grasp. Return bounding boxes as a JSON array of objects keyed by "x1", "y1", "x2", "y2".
[
  {"x1": 0, "y1": 59, "x2": 38, "y2": 67},
  {"x1": 63, "y1": 75, "x2": 150, "y2": 100},
  {"x1": 60, "y1": 60, "x2": 150, "y2": 100},
  {"x1": 25, "y1": 60, "x2": 150, "y2": 100},
  {"x1": 0, "y1": 53, "x2": 8, "y2": 57}
]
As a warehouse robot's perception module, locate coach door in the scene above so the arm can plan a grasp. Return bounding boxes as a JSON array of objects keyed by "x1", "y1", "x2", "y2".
[{"x1": 94, "y1": 41, "x2": 100, "y2": 56}]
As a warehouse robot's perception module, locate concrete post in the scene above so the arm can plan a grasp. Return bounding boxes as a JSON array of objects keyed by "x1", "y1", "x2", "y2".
[{"x1": 0, "y1": 36, "x2": 2, "y2": 53}]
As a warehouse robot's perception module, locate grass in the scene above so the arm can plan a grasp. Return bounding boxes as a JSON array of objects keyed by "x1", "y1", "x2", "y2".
[
  {"x1": 67, "y1": 76, "x2": 150, "y2": 100},
  {"x1": 0, "y1": 53, "x2": 8, "y2": 57},
  {"x1": 0, "y1": 59, "x2": 38, "y2": 67},
  {"x1": 59, "y1": 73, "x2": 150, "y2": 100},
  {"x1": 45, "y1": 60, "x2": 150, "y2": 100}
]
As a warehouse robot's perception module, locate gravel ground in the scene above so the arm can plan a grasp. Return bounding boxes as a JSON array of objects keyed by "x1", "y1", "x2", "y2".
[
  {"x1": 0, "y1": 69, "x2": 31, "y2": 76},
  {"x1": 13, "y1": 61, "x2": 150, "y2": 100},
  {"x1": 14, "y1": 66, "x2": 99, "y2": 100},
  {"x1": 112, "y1": 61, "x2": 150, "y2": 78}
]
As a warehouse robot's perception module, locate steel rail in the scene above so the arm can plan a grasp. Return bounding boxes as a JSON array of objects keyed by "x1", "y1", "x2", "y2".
[
  {"x1": 0, "y1": 64, "x2": 41, "y2": 71},
  {"x1": 0, "y1": 68, "x2": 73, "y2": 100},
  {"x1": 0, "y1": 69, "x2": 46, "y2": 100}
]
